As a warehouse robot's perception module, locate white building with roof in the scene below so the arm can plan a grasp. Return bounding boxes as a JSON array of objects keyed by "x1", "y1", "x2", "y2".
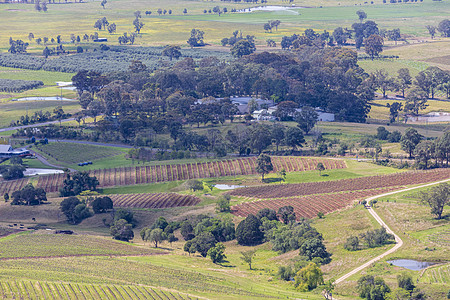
[{"x1": 0, "y1": 145, "x2": 30, "y2": 158}]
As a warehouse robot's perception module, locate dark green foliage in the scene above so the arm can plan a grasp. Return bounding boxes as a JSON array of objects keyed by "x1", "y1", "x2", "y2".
[
  {"x1": 420, "y1": 183, "x2": 449, "y2": 219},
  {"x1": 180, "y1": 221, "x2": 194, "y2": 240},
  {"x1": 357, "y1": 275, "x2": 391, "y2": 300},
  {"x1": 236, "y1": 214, "x2": 264, "y2": 246},
  {"x1": 299, "y1": 238, "x2": 331, "y2": 264},
  {"x1": 113, "y1": 208, "x2": 136, "y2": 226},
  {"x1": 278, "y1": 206, "x2": 296, "y2": 224},
  {"x1": 110, "y1": 219, "x2": 134, "y2": 242},
  {"x1": 151, "y1": 216, "x2": 169, "y2": 230},
  {"x1": 344, "y1": 236, "x2": 360, "y2": 251},
  {"x1": 207, "y1": 242, "x2": 226, "y2": 263},
  {"x1": 361, "y1": 227, "x2": 395, "y2": 248},
  {"x1": 256, "y1": 154, "x2": 273, "y2": 181},
  {"x1": 256, "y1": 208, "x2": 278, "y2": 221},
  {"x1": 278, "y1": 265, "x2": 294, "y2": 281},
  {"x1": 269, "y1": 221, "x2": 323, "y2": 254},
  {"x1": 0, "y1": 79, "x2": 43, "y2": 92},
  {"x1": 60, "y1": 196, "x2": 92, "y2": 224},
  {"x1": 59, "y1": 172, "x2": 99, "y2": 197},
  {"x1": 91, "y1": 196, "x2": 113, "y2": 214},
  {"x1": 186, "y1": 180, "x2": 203, "y2": 192},
  {"x1": 376, "y1": 127, "x2": 390, "y2": 140},
  {"x1": 10, "y1": 184, "x2": 47, "y2": 206},
  {"x1": 0, "y1": 165, "x2": 25, "y2": 180},
  {"x1": 189, "y1": 232, "x2": 217, "y2": 257},
  {"x1": 397, "y1": 274, "x2": 415, "y2": 292},
  {"x1": 216, "y1": 194, "x2": 231, "y2": 213}
]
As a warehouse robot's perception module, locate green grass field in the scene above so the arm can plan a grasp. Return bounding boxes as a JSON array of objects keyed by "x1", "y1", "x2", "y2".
[{"x1": 0, "y1": 100, "x2": 80, "y2": 128}]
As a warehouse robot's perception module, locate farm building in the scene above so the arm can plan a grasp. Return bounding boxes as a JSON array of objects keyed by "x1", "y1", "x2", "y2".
[
  {"x1": 252, "y1": 106, "x2": 335, "y2": 122},
  {"x1": 0, "y1": 145, "x2": 30, "y2": 158}
]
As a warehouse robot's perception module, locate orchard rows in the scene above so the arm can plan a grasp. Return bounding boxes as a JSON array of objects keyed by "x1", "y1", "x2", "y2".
[{"x1": 0, "y1": 156, "x2": 346, "y2": 194}]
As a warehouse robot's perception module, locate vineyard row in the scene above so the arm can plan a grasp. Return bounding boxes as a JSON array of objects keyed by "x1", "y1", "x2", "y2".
[
  {"x1": 0, "y1": 280, "x2": 196, "y2": 300},
  {"x1": 230, "y1": 168, "x2": 450, "y2": 199},
  {"x1": 231, "y1": 187, "x2": 401, "y2": 220},
  {"x1": 0, "y1": 156, "x2": 347, "y2": 194},
  {"x1": 108, "y1": 193, "x2": 201, "y2": 209}
]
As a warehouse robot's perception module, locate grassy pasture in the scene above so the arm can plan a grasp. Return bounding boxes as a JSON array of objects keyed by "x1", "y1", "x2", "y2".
[
  {"x1": 0, "y1": 100, "x2": 80, "y2": 128},
  {"x1": 0, "y1": 0, "x2": 448, "y2": 50},
  {"x1": 0, "y1": 231, "x2": 161, "y2": 259}
]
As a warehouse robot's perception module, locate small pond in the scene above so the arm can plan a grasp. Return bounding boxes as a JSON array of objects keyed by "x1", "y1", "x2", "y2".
[
  {"x1": 12, "y1": 97, "x2": 76, "y2": 102},
  {"x1": 214, "y1": 184, "x2": 246, "y2": 190},
  {"x1": 387, "y1": 259, "x2": 437, "y2": 271}
]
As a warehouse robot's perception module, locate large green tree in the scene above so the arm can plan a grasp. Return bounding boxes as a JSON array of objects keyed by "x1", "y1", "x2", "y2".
[
  {"x1": 400, "y1": 128, "x2": 422, "y2": 159},
  {"x1": 255, "y1": 154, "x2": 273, "y2": 181},
  {"x1": 420, "y1": 183, "x2": 449, "y2": 219}
]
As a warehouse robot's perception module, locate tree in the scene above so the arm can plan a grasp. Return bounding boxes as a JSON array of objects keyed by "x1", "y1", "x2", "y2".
[
  {"x1": 285, "y1": 127, "x2": 305, "y2": 151},
  {"x1": 316, "y1": 163, "x2": 325, "y2": 175},
  {"x1": 186, "y1": 179, "x2": 203, "y2": 191},
  {"x1": 344, "y1": 236, "x2": 359, "y2": 251},
  {"x1": 333, "y1": 27, "x2": 349, "y2": 46},
  {"x1": 299, "y1": 238, "x2": 331, "y2": 263},
  {"x1": 438, "y1": 19, "x2": 450, "y2": 37},
  {"x1": 240, "y1": 249, "x2": 257, "y2": 270},
  {"x1": 190, "y1": 232, "x2": 216, "y2": 257},
  {"x1": 216, "y1": 195, "x2": 231, "y2": 213},
  {"x1": 266, "y1": 39, "x2": 276, "y2": 47},
  {"x1": 278, "y1": 205, "x2": 296, "y2": 224},
  {"x1": 387, "y1": 28, "x2": 401, "y2": 45},
  {"x1": 91, "y1": 196, "x2": 113, "y2": 214},
  {"x1": 28, "y1": 33, "x2": 34, "y2": 41},
  {"x1": 4, "y1": 193, "x2": 9, "y2": 202},
  {"x1": 107, "y1": 23, "x2": 116, "y2": 34},
  {"x1": 187, "y1": 29, "x2": 205, "y2": 48},
  {"x1": 365, "y1": 34, "x2": 383, "y2": 60},
  {"x1": 426, "y1": 25, "x2": 436, "y2": 39},
  {"x1": 294, "y1": 262, "x2": 324, "y2": 291},
  {"x1": 162, "y1": 45, "x2": 182, "y2": 61},
  {"x1": 0, "y1": 165, "x2": 25, "y2": 180},
  {"x1": 387, "y1": 102, "x2": 403, "y2": 123},
  {"x1": 60, "y1": 196, "x2": 91, "y2": 224},
  {"x1": 149, "y1": 228, "x2": 166, "y2": 247},
  {"x1": 110, "y1": 219, "x2": 134, "y2": 241},
  {"x1": 10, "y1": 184, "x2": 47, "y2": 206},
  {"x1": 420, "y1": 183, "x2": 449, "y2": 219},
  {"x1": 356, "y1": 10, "x2": 367, "y2": 23},
  {"x1": 133, "y1": 18, "x2": 144, "y2": 34},
  {"x1": 295, "y1": 106, "x2": 318, "y2": 134},
  {"x1": 397, "y1": 274, "x2": 415, "y2": 292},
  {"x1": 79, "y1": 91, "x2": 93, "y2": 109},
  {"x1": 207, "y1": 242, "x2": 226, "y2": 263},
  {"x1": 101, "y1": 0, "x2": 107, "y2": 8},
  {"x1": 414, "y1": 140, "x2": 434, "y2": 169},
  {"x1": 396, "y1": 68, "x2": 412, "y2": 98},
  {"x1": 256, "y1": 154, "x2": 273, "y2": 181},
  {"x1": 236, "y1": 214, "x2": 264, "y2": 246},
  {"x1": 230, "y1": 39, "x2": 256, "y2": 58},
  {"x1": 404, "y1": 87, "x2": 428, "y2": 116},
  {"x1": 256, "y1": 208, "x2": 278, "y2": 221},
  {"x1": 60, "y1": 172, "x2": 99, "y2": 197},
  {"x1": 357, "y1": 275, "x2": 391, "y2": 300}
]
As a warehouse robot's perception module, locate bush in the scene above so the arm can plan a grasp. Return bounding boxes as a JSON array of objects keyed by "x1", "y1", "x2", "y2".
[
  {"x1": 0, "y1": 78, "x2": 43, "y2": 92},
  {"x1": 110, "y1": 219, "x2": 134, "y2": 241},
  {"x1": 60, "y1": 196, "x2": 92, "y2": 224},
  {"x1": 344, "y1": 236, "x2": 359, "y2": 251}
]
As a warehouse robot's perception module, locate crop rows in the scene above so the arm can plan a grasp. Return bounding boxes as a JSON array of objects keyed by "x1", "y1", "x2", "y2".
[
  {"x1": 0, "y1": 280, "x2": 196, "y2": 300},
  {"x1": 109, "y1": 193, "x2": 201, "y2": 209},
  {"x1": 0, "y1": 178, "x2": 30, "y2": 196},
  {"x1": 429, "y1": 230, "x2": 450, "y2": 246},
  {"x1": 26, "y1": 156, "x2": 345, "y2": 193},
  {"x1": 231, "y1": 187, "x2": 400, "y2": 220},
  {"x1": 0, "y1": 78, "x2": 43, "y2": 92},
  {"x1": 35, "y1": 142, "x2": 123, "y2": 164},
  {"x1": 420, "y1": 264, "x2": 450, "y2": 285},
  {"x1": 230, "y1": 168, "x2": 450, "y2": 199}
]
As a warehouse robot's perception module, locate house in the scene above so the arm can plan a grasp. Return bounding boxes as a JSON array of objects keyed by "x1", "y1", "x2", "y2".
[
  {"x1": 230, "y1": 97, "x2": 275, "y2": 114},
  {"x1": 252, "y1": 109, "x2": 276, "y2": 121},
  {"x1": 293, "y1": 108, "x2": 335, "y2": 122},
  {"x1": 252, "y1": 106, "x2": 335, "y2": 122},
  {"x1": 0, "y1": 145, "x2": 30, "y2": 158}
]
